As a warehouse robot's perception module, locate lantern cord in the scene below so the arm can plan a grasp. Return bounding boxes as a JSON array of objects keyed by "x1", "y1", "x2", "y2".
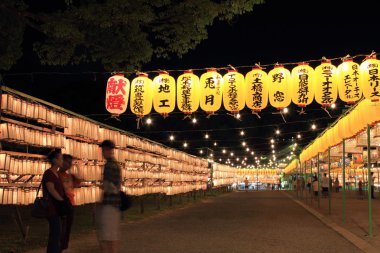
[
  {"x1": 1, "y1": 52, "x2": 377, "y2": 77},
  {"x1": 206, "y1": 112, "x2": 217, "y2": 119},
  {"x1": 182, "y1": 114, "x2": 192, "y2": 120},
  {"x1": 271, "y1": 111, "x2": 286, "y2": 123},
  {"x1": 322, "y1": 107, "x2": 332, "y2": 118}
]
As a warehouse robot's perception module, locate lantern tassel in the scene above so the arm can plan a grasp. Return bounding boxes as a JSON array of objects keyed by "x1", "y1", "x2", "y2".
[
  {"x1": 322, "y1": 107, "x2": 332, "y2": 118},
  {"x1": 183, "y1": 114, "x2": 192, "y2": 120},
  {"x1": 297, "y1": 107, "x2": 307, "y2": 115},
  {"x1": 136, "y1": 117, "x2": 143, "y2": 129},
  {"x1": 206, "y1": 112, "x2": 216, "y2": 119},
  {"x1": 251, "y1": 111, "x2": 261, "y2": 119},
  {"x1": 105, "y1": 115, "x2": 121, "y2": 121}
]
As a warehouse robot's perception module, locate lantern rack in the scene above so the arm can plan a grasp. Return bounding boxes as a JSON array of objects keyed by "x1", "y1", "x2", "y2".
[{"x1": 1, "y1": 85, "x2": 220, "y2": 207}]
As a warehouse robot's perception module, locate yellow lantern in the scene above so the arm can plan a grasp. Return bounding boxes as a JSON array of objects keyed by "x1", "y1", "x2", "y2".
[
  {"x1": 223, "y1": 70, "x2": 245, "y2": 113},
  {"x1": 152, "y1": 71, "x2": 176, "y2": 117},
  {"x1": 291, "y1": 63, "x2": 314, "y2": 107},
  {"x1": 337, "y1": 59, "x2": 361, "y2": 104},
  {"x1": 360, "y1": 55, "x2": 380, "y2": 101},
  {"x1": 348, "y1": 106, "x2": 364, "y2": 136},
  {"x1": 245, "y1": 67, "x2": 269, "y2": 112},
  {"x1": 199, "y1": 69, "x2": 224, "y2": 114},
  {"x1": 268, "y1": 65, "x2": 291, "y2": 109},
  {"x1": 177, "y1": 70, "x2": 200, "y2": 115},
  {"x1": 130, "y1": 73, "x2": 153, "y2": 117},
  {"x1": 105, "y1": 74, "x2": 130, "y2": 116},
  {"x1": 360, "y1": 99, "x2": 380, "y2": 125},
  {"x1": 327, "y1": 127, "x2": 340, "y2": 147},
  {"x1": 314, "y1": 60, "x2": 338, "y2": 107}
]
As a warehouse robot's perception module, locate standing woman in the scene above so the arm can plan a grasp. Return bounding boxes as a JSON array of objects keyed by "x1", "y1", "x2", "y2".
[{"x1": 42, "y1": 149, "x2": 66, "y2": 253}]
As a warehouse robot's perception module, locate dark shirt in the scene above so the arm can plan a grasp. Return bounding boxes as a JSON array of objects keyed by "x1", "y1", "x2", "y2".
[
  {"x1": 42, "y1": 169, "x2": 65, "y2": 217},
  {"x1": 102, "y1": 158, "x2": 121, "y2": 207}
]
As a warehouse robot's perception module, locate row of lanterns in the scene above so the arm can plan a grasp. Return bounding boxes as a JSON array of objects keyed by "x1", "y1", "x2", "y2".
[
  {"x1": 106, "y1": 56, "x2": 380, "y2": 117},
  {"x1": 299, "y1": 99, "x2": 380, "y2": 163}
]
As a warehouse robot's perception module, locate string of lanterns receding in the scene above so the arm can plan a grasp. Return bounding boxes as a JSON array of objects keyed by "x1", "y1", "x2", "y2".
[{"x1": 105, "y1": 52, "x2": 380, "y2": 122}]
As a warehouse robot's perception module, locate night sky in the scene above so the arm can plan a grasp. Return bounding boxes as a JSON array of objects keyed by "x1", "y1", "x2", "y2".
[{"x1": 2, "y1": 0, "x2": 380, "y2": 167}]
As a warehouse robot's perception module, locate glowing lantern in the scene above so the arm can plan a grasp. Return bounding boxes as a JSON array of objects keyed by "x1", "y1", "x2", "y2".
[
  {"x1": 360, "y1": 99, "x2": 380, "y2": 125},
  {"x1": 199, "y1": 69, "x2": 224, "y2": 114},
  {"x1": 105, "y1": 74, "x2": 130, "y2": 116},
  {"x1": 291, "y1": 63, "x2": 314, "y2": 107},
  {"x1": 314, "y1": 60, "x2": 338, "y2": 107},
  {"x1": 268, "y1": 65, "x2": 291, "y2": 109},
  {"x1": 130, "y1": 73, "x2": 153, "y2": 117},
  {"x1": 222, "y1": 70, "x2": 245, "y2": 113},
  {"x1": 245, "y1": 67, "x2": 269, "y2": 112},
  {"x1": 337, "y1": 59, "x2": 361, "y2": 104},
  {"x1": 360, "y1": 55, "x2": 380, "y2": 101},
  {"x1": 152, "y1": 71, "x2": 176, "y2": 117},
  {"x1": 177, "y1": 70, "x2": 200, "y2": 115}
]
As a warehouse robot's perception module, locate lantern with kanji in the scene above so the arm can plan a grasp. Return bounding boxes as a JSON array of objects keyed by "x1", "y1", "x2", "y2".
[
  {"x1": 360, "y1": 54, "x2": 380, "y2": 101},
  {"x1": 314, "y1": 60, "x2": 338, "y2": 107},
  {"x1": 268, "y1": 65, "x2": 291, "y2": 109},
  {"x1": 245, "y1": 67, "x2": 269, "y2": 112},
  {"x1": 199, "y1": 69, "x2": 224, "y2": 114},
  {"x1": 291, "y1": 63, "x2": 314, "y2": 107},
  {"x1": 105, "y1": 74, "x2": 130, "y2": 116},
  {"x1": 337, "y1": 59, "x2": 361, "y2": 104},
  {"x1": 152, "y1": 71, "x2": 176, "y2": 117},
  {"x1": 177, "y1": 70, "x2": 200, "y2": 115},
  {"x1": 222, "y1": 70, "x2": 245, "y2": 114},
  {"x1": 130, "y1": 73, "x2": 153, "y2": 117}
]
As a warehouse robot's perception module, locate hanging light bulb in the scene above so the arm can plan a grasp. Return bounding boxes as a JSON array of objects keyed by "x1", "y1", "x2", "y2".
[
  {"x1": 230, "y1": 152, "x2": 234, "y2": 157},
  {"x1": 270, "y1": 139, "x2": 275, "y2": 144},
  {"x1": 236, "y1": 158, "x2": 240, "y2": 161},
  {"x1": 169, "y1": 135, "x2": 175, "y2": 141},
  {"x1": 246, "y1": 147, "x2": 250, "y2": 152},
  {"x1": 251, "y1": 151, "x2": 254, "y2": 155},
  {"x1": 210, "y1": 153, "x2": 214, "y2": 157},
  {"x1": 236, "y1": 113, "x2": 241, "y2": 119},
  {"x1": 205, "y1": 133, "x2": 209, "y2": 139},
  {"x1": 271, "y1": 144, "x2": 275, "y2": 149},
  {"x1": 240, "y1": 130, "x2": 245, "y2": 136},
  {"x1": 283, "y1": 108, "x2": 289, "y2": 114},
  {"x1": 331, "y1": 103, "x2": 336, "y2": 109},
  {"x1": 146, "y1": 117, "x2": 152, "y2": 125},
  {"x1": 183, "y1": 142, "x2": 188, "y2": 148},
  {"x1": 222, "y1": 149, "x2": 226, "y2": 154},
  {"x1": 272, "y1": 150, "x2": 275, "y2": 154},
  {"x1": 199, "y1": 150, "x2": 203, "y2": 154},
  {"x1": 276, "y1": 129, "x2": 280, "y2": 135},
  {"x1": 297, "y1": 134, "x2": 301, "y2": 139},
  {"x1": 214, "y1": 142, "x2": 217, "y2": 146},
  {"x1": 219, "y1": 158, "x2": 222, "y2": 162},
  {"x1": 311, "y1": 124, "x2": 316, "y2": 130},
  {"x1": 192, "y1": 118, "x2": 197, "y2": 124},
  {"x1": 242, "y1": 141, "x2": 246, "y2": 146}
]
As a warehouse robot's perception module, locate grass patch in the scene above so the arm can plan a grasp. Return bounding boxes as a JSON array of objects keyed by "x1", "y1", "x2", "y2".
[{"x1": 0, "y1": 189, "x2": 228, "y2": 253}]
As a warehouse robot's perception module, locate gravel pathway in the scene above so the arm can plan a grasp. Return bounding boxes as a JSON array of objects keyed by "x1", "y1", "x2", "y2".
[{"x1": 31, "y1": 191, "x2": 363, "y2": 253}]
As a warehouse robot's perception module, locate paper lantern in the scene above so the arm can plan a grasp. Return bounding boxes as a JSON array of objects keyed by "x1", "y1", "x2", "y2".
[
  {"x1": 105, "y1": 74, "x2": 130, "y2": 116},
  {"x1": 152, "y1": 71, "x2": 176, "y2": 117},
  {"x1": 360, "y1": 99, "x2": 380, "y2": 125},
  {"x1": 314, "y1": 60, "x2": 338, "y2": 107},
  {"x1": 360, "y1": 55, "x2": 380, "y2": 101},
  {"x1": 130, "y1": 73, "x2": 153, "y2": 117},
  {"x1": 268, "y1": 65, "x2": 291, "y2": 109},
  {"x1": 177, "y1": 70, "x2": 200, "y2": 115},
  {"x1": 291, "y1": 63, "x2": 314, "y2": 107},
  {"x1": 199, "y1": 69, "x2": 224, "y2": 114},
  {"x1": 245, "y1": 67, "x2": 269, "y2": 112},
  {"x1": 337, "y1": 59, "x2": 361, "y2": 104},
  {"x1": 222, "y1": 70, "x2": 245, "y2": 113}
]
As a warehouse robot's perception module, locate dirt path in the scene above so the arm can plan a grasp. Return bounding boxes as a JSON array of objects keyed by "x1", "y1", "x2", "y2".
[{"x1": 28, "y1": 191, "x2": 362, "y2": 253}]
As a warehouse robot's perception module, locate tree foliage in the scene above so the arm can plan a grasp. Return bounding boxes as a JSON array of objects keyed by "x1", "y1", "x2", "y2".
[{"x1": 0, "y1": 0, "x2": 264, "y2": 71}]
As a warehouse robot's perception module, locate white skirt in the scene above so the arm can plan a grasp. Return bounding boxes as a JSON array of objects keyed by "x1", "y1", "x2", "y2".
[{"x1": 96, "y1": 204, "x2": 121, "y2": 241}]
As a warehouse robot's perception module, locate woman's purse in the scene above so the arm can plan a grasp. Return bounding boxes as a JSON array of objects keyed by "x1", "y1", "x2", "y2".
[
  {"x1": 119, "y1": 191, "x2": 132, "y2": 211},
  {"x1": 31, "y1": 183, "x2": 49, "y2": 219}
]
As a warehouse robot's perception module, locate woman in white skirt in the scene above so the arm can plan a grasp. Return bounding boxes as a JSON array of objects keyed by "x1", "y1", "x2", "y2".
[{"x1": 97, "y1": 140, "x2": 121, "y2": 253}]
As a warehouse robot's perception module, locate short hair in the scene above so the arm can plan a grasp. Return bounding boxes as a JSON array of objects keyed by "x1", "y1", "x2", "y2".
[
  {"x1": 100, "y1": 140, "x2": 115, "y2": 149},
  {"x1": 63, "y1": 154, "x2": 73, "y2": 160},
  {"x1": 47, "y1": 149, "x2": 62, "y2": 164}
]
